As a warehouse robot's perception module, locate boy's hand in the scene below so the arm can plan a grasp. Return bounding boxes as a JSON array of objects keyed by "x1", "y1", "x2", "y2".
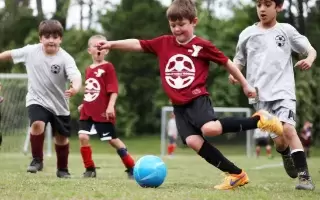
[
  {"x1": 295, "y1": 58, "x2": 313, "y2": 70},
  {"x1": 242, "y1": 84, "x2": 257, "y2": 99},
  {"x1": 78, "y1": 104, "x2": 83, "y2": 112},
  {"x1": 228, "y1": 74, "x2": 239, "y2": 84},
  {"x1": 105, "y1": 106, "x2": 115, "y2": 120},
  {"x1": 65, "y1": 88, "x2": 77, "y2": 98},
  {"x1": 96, "y1": 40, "x2": 110, "y2": 51}
]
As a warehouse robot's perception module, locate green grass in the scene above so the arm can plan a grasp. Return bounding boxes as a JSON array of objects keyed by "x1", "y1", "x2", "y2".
[{"x1": 1, "y1": 135, "x2": 320, "y2": 199}]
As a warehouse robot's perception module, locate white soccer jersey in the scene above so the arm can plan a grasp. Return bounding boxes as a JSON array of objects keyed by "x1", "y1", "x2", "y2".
[
  {"x1": 11, "y1": 44, "x2": 81, "y2": 115},
  {"x1": 167, "y1": 118, "x2": 177, "y2": 137},
  {"x1": 253, "y1": 129, "x2": 269, "y2": 139},
  {"x1": 234, "y1": 23, "x2": 311, "y2": 102}
]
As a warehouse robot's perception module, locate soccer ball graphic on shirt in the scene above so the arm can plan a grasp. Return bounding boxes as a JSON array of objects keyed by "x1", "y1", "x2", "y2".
[
  {"x1": 84, "y1": 78, "x2": 100, "y2": 102},
  {"x1": 165, "y1": 54, "x2": 195, "y2": 89}
]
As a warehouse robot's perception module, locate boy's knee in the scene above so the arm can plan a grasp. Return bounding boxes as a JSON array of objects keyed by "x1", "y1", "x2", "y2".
[
  {"x1": 54, "y1": 134, "x2": 69, "y2": 145},
  {"x1": 282, "y1": 123, "x2": 297, "y2": 139},
  {"x1": 201, "y1": 121, "x2": 222, "y2": 137},
  {"x1": 79, "y1": 134, "x2": 90, "y2": 146},
  {"x1": 185, "y1": 135, "x2": 204, "y2": 152},
  {"x1": 30, "y1": 121, "x2": 45, "y2": 135}
]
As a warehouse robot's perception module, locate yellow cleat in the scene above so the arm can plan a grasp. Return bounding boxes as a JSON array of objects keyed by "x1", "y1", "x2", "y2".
[
  {"x1": 214, "y1": 170, "x2": 249, "y2": 190},
  {"x1": 252, "y1": 110, "x2": 283, "y2": 136}
]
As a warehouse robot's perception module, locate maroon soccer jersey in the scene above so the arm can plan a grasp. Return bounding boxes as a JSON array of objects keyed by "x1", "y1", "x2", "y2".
[
  {"x1": 80, "y1": 63, "x2": 118, "y2": 123},
  {"x1": 139, "y1": 35, "x2": 228, "y2": 105}
]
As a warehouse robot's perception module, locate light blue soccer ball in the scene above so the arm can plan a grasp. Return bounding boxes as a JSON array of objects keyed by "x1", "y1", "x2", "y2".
[{"x1": 133, "y1": 155, "x2": 167, "y2": 188}]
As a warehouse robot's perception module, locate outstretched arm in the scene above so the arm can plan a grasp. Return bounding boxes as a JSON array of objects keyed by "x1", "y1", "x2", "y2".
[
  {"x1": 0, "y1": 51, "x2": 12, "y2": 61},
  {"x1": 99, "y1": 39, "x2": 143, "y2": 52},
  {"x1": 295, "y1": 45, "x2": 317, "y2": 70}
]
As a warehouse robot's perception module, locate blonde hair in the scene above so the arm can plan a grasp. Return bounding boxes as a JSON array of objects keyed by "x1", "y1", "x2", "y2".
[{"x1": 88, "y1": 35, "x2": 107, "y2": 47}]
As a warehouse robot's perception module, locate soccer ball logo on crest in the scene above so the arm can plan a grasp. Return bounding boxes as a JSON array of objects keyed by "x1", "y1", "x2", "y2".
[
  {"x1": 165, "y1": 54, "x2": 195, "y2": 89},
  {"x1": 84, "y1": 78, "x2": 101, "y2": 102},
  {"x1": 275, "y1": 35, "x2": 286, "y2": 47}
]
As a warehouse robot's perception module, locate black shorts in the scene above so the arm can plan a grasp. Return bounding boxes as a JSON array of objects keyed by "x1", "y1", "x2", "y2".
[
  {"x1": 79, "y1": 118, "x2": 117, "y2": 141},
  {"x1": 255, "y1": 137, "x2": 270, "y2": 147},
  {"x1": 28, "y1": 104, "x2": 71, "y2": 137},
  {"x1": 173, "y1": 95, "x2": 217, "y2": 144}
]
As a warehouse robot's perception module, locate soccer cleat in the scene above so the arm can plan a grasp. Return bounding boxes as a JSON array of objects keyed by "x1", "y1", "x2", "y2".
[
  {"x1": 252, "y1": 110, "x2": 283, "y2": 136},
  {"x1": 83, "y1": 168, "x2": 96, "y2": 178},
  {"x1": 125, "y1": 168, "x2": 134, "y2": 179},
  {"x1": 214, "y1": 170, "x2": 249, "y2": 190},
  {"x1": 295, "y1": 175, "x2": 315, "y2": 190},
  {"x1": 56, "y1": 169, "x2": 71, "y2": 178},
  {"x1": 281, "y1": 154, "x2": 298, "y2": 178},
  {"x1": 27, "y1": 158, "x2": 43, "y2": 173}
]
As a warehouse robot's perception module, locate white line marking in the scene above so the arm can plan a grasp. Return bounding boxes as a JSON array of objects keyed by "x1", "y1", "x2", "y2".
[{"x1": 251, "y1": 162, "x2": 283, "y2": 170}]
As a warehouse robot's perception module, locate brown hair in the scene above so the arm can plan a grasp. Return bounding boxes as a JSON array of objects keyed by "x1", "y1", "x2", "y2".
[
  {"x1": 38, "y1": 20, "x2": 64, "y2": 37},
  {"x1": 166, "y1": 0, "x2": 197, "y2": 22},
  {"x1": 257, "y1": 0, "x2": 284, "y2": 6},
  {"x1": 88, "y1": 35, "x2": 106, "y2": 47}
]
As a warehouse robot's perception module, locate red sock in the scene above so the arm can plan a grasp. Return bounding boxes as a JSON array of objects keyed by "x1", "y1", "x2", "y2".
[
  {"x1": 117, "y1": 148, "x2": 135, "y2": 169},
  {"x1": 55, "y1": 143, "x2": 69, "y2": 170},
  {"x1": 80, "y1": 146, "x2": 95, "y2": 168},
  {"x1": 168, "y1": 144, "x2": 175, "y2": 155},
  {"x1": 30, "y1": 133, "x2": 45, "y2": 161}
]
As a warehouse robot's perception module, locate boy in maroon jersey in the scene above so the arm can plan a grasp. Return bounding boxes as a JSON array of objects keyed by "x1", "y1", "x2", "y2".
[
  {"x1": 97, "y1": 0, "x2": 283, "y2": 190},
  {"x1": 78, "y1": 35, "x2": 135, "y2": 178}
]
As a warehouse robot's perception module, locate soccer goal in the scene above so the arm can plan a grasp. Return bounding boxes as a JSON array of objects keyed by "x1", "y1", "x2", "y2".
[
  {"x1": 160, "y1": 106, "x2": 255, "y2": 157},
  {"x1": 0, "y1": 73, "x2": 52, "y2": 156}
]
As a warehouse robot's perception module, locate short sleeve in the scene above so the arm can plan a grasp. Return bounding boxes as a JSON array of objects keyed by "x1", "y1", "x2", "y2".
[
  {"x1": 105, "y1": 64, "x2": 118, "y2": 94},
  {"x1": 139, "y1": 35, "x2": 166, "y2": 54},
  {"x1": 11, "y1": 45, "x2": 34, "y2": 64},
  {"x1": 64, "y1": 53, "x2": 81, "y2": 82},
  {"x1": 285, "y1": 24, "x2": 311, "y2": 55},
  {"x1": 201, "y1": 41, "x2": 229, "y2": 65},
  {"x1": 233, "y1": 32, "x2": 247, "y2": 67}
]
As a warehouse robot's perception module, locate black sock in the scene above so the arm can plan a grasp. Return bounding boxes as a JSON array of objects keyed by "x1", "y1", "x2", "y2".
[
  {"x1": 198, "y1": 140, "x2": 242, "y2": 174},
  {"x1": 291, "y1": 150, "x2": 309, "y2": 177},
  {"x1": 219, "y1": 116, "x2": 259, "y2": 134},
  {"x1": 276, "y1": 146, "x2": 290, "y2": 155}
]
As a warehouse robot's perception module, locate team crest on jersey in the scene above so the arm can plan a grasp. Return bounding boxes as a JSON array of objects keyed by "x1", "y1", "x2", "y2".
[
  {"x1": 84, "y1": 78, "x2": 101, "y2": 102},
  {"x1": 275, "y1": 35, "x2": 286, "y2": 47},
  {"x1": 51, "y1": 64, "x2": 61, "y2": 74},
  {"x1": 165, "y1": 54, "x2": 195, "y2": 89}
]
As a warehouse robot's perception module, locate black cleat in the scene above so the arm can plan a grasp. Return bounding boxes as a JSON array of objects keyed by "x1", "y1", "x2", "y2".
[
  {"x1": 27, "y1": 158, "x2": 43, "y2": 173},
  {"x1": 56, "y1": 169, "x2": 71, "y2": 178},
  {"x1": 83, "y1": 168, "x2": 96, "y2": 178},
  {"x1": 281, "y1": 154, "x2": 298, "y2": 178},
  {"x1": 125, "y1": 168, "x2": 134, "y2": 179},
  {"x1": 295, "y1": 175, "x2": 315, "y2": 190}
]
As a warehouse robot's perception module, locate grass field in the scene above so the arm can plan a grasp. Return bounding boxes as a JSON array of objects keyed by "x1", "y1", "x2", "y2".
[{"x1": 0, "y1": 136, "x2": 320, "y2": 200}]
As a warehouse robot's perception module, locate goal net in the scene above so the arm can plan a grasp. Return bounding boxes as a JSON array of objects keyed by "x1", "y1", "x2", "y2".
[
  {"x1": 0, "y1": 73, "x2": 52, "y2": 156},
  {"x1": 160, "y1": 106, "x2": 254, "y2": 157}
]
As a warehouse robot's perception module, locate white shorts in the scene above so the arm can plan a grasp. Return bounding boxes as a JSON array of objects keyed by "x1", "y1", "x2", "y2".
[{"x1": 253, "y1": 99, "x2": 296, "y2": 139}]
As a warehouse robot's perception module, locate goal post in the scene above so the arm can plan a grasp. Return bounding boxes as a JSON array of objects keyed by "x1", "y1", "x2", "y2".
[
  {"x1": 0, "y1": 73, "x2": 52, "y2": 156},
  {"x1": 160, "y1": 106, "x2": 254, "y2": 158}
]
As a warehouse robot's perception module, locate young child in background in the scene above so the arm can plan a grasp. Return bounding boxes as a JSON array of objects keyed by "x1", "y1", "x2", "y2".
[
  {"x1": 78, "y1": 35, "x2": 135, "y2": 178},
  {"x1": 167, "y1": 112, "x2": 178, "y2": 157}
]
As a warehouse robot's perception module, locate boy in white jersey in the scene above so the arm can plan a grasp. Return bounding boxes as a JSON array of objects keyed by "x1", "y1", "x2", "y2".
[
  {"x1": 230, "y1": 0, "x2": 317, "y2": 190},
  {"x1": 0, "y1": 20, "x2": 82, "y2": 178}
]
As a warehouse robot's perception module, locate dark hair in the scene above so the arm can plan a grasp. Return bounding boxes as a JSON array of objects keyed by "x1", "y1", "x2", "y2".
[
  {"x1": 38, "y1": 20, "x2": 64, "y2": 37},
  {"x1": 273, "y1": 0, "x2": 284, "y2": 6},
  {"x1": 166, "y1": 0, "x2": 197, "y2": 22}
]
